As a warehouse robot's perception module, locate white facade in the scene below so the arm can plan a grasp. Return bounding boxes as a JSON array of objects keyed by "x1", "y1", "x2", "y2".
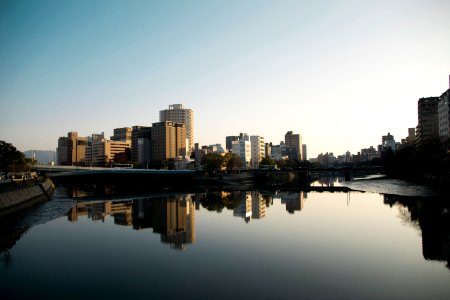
[
  {"x1": 232, "y1": 139, "x2": 251, "y2": 169},
  {"x1": 250, "y1": 135, "x2": 265, "y2": 169}
]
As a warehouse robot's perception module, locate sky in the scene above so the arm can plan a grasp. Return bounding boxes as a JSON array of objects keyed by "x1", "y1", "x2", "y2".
[{"x1": 1, "y1": 0, "x2": 450, "y2": 158}]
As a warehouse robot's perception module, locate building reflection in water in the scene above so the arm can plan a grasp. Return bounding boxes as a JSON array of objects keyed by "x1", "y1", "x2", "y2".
[
  {"x1": 384, "y1": 194, "x2": 450, "y2": 270},
  {"x1": 204, "y1": 190, "x2": 307, "y2": 223},
  {"x1": 280, "y1": 191, "x2": 306, "y2": 214},
  {"x1": 67, "y1": 195, "x2": 196, "y2": 250},
  {"x1": 233, "y1": 191, "x2": 266, "y2": 223}
]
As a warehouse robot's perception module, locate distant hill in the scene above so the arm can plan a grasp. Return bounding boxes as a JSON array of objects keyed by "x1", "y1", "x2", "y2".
[{"x1": 23, "y1": 150, "x2": 56, "y2": 165}]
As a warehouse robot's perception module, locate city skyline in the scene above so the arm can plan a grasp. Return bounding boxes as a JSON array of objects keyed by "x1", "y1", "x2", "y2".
[{"x1": 1, "y1": 0, "x2": 450, "y2": 157}]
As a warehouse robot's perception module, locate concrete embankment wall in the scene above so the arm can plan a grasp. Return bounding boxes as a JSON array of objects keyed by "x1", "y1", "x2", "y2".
[
  {"x1": 0, "y1": 179, "x2": 55, "y2": 218},
  {"x1": 255, "y1": 171, "x2": 310, "y2": 187}
]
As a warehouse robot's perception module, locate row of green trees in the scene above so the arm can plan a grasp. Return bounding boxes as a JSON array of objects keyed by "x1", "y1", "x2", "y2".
[
  {"x1": 200, "y1": 152, "x2": 243, "y2": 173},
  {"x1": 200, "y1": 153, "x2": 315, "y2": 173},
  {"x1": 0, "y1": 140, "x2": 35, "y2": 173}
]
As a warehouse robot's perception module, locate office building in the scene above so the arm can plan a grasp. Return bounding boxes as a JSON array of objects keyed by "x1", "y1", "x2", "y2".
[
  {"x1": 225, "y1": 136, "x2": 239, "y2": 151},
  {"x1": 438, "y1": 89, "x2": 450, "y2": 141},
  {"x1": 361, "y1": 146, "x2": 379, "y2": 161},
  {"x1": 265, "y1": 143, "x2": 272, "y2": 159},
  {"x1": 302, "y1": 144, "x2": 307, "y2": 161},
  {"x1": 285, "y1": 131, "x2": 302, "y2": 160},
  {"x1": 85, "y1": 133, "x2": 104, "y2": 166},
  {"x1": 137, "y1": 138, "x2": 151, "y2": 168},
  {"x1": 151, "y1": 121, "x2": 186, "y2": 163},
  {"x1": 250, "y1": 135, "x2": 265, "y2": 169},
  {"x1": 90, "y1": 138, "x2": 130, "y2": 166},
  {"x1": 57, "y1": 131, "x2": 88, "y2": 166},
  {"x1": 416, "y1": 97, "x2": 439, "y2": 146},
  {"x1": 232, "y1": 139, "x2": 251, "y2": 169},
  {"x1": 111, "y1": 127, "x2": 131, "y2": 142},
  {"x1": 382, "y1": 133, "x2": 396, "y2": 152},
  {"x1": 131, "y1": 126, "x2": 151, "y2": 163},
  {"x1": 406, "y1": 128, "x2": 416, "y2": 145},
  {"x1": 270, "y1": 143, "x2": 287, "y2": 161},
  {"x1": 159, "y1": 104, "x2": 194, "y2": 153}
]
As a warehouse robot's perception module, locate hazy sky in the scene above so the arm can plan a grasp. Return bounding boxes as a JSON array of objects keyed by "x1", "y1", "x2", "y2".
[{"x1": 1, "y1": 0, "x2": 449, "y2": 157}]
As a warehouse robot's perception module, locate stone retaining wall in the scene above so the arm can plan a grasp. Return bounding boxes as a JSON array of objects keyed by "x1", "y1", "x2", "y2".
[{"x1": 0, "y1": 179, "x2": 55, "y2": 218}]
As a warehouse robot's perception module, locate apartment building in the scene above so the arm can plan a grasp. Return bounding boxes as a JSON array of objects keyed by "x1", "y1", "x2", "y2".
[{"x1": 159, "y1": 104, "x2": 194, "y2": 153}]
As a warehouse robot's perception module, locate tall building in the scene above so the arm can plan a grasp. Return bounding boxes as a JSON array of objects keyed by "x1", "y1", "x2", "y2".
[
  {"x1": 111, "y1": 127, "x2": 131, "y2": 142},
  {"x1": 438, "y1": 89, "x2": 450, "y2": 141},
  {"x1": 382, "y1": 133, "x2": 396, "y2": 151},
  {"x1": 131, "y1": 126, "x2": 151, "y2": 163},
  {"x1": 406, "y1": 128, "x2": 416, "y2": 145},
  {"x1": 416, "y1": 97, "x2": 439, "y2": 146},
  {"x1": 151, "y1": 121, "x2": 186, "y2": 163},
  {"x1": 302, "y1": 144, "x2": 307, "y2": 161},
  {"x1": 137, "y1": 138, "x2": 151, "y2": 168},
  {"x1": 57, "y1": 131, "x2": 88, "y2": 166},
  {"x1": 225, "y1": 136, "x2": 239, "y2": 151},
  {"x1": 85, "y1": 133, "x2": 104, "y2": 166},
  {"x1": 285, "y1": 131, "x2": 302, "y2": 160},
  {"x1": 57, "y1": 136, "x2": 70, "y2": 165},
  {"x1": 265, "y1": 143, "x2": 272, "y2": 159},
  {"x1": 159, "y1": 104, "x2": 194, "y2": 153},
  {"x1": 232, "y1": 139, "x2": 251, "y2": 169},
  {"x1": 250, "y1": 135, "x2": 265, "y2": 169}
]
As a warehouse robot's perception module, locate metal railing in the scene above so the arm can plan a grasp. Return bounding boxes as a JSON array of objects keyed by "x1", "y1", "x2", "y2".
[{"x1": 0, "y1": 179, "x2": 41, "y2": 194}]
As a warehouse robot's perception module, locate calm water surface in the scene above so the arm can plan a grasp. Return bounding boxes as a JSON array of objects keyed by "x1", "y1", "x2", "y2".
[{"x1": 1, "y1": 178, "x2": 449, "y2": 299}]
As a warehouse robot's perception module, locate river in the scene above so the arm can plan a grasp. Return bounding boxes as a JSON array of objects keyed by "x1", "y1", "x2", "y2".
[{"x1": 1, "y1": 177, "x2": 449, "y2": 299}]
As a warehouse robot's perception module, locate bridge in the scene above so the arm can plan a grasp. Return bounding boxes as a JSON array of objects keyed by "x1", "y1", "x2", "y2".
[
  {"x1": 35, "y1": 164, "x2": 387, "y2": 191},
  {"x1": 36, "y1": 165, "x2": 197, "y2": 190}
]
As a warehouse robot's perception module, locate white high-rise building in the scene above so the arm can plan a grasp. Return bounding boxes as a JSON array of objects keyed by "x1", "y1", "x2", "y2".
[
  {"x1": 232, "y1": 139, "x2": 251, "y2": 169},
  {"x1": 250, "y1": 135, "x2": 265, "y2": 169},
  {"x1": 159, "y1": 104, "x2": 194, "y2": 153}
]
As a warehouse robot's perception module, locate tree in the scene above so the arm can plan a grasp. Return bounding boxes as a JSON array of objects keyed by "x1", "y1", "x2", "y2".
[
  {"x1": 275, "y1": 159, "x2": 286, "y2": 170},
  {"x1": 201, "y1": 153, "x2": 224, "y2": 173},
  {"x1": 223, "y1": 153, "x2": 243, "y2": 171},
  {"x1": 260, "y1": 157, "x2": 276, "y2": 167},
  {"x1": 284, "y1": 158, "x2": 300, "y2": 169},
  {"x1": 0, "y1": 140, "x2": 33, "y2": 172}
]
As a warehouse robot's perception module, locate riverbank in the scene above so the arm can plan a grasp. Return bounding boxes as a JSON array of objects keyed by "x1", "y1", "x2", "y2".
[
  {"x1": 385, "y1": 169, "x2": 450, "y2": 197},
  {"x1": 0, "y1": 178, "x2": 55, "y2": 220}
]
